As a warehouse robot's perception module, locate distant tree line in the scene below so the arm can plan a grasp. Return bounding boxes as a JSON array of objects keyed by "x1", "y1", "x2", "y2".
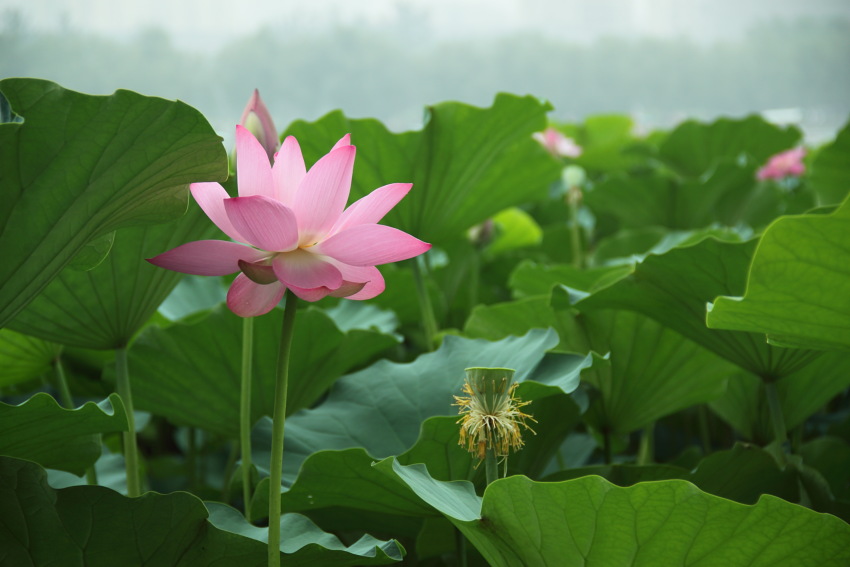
[{"x1": 1, "y1": 12, "x2": 848, "y2": 137}]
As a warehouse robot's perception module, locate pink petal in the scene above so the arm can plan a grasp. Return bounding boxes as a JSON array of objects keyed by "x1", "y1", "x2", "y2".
[
  {"x1": 190, "y1": 183, "x2": 247, "y2": 243},
  {"x1": 272, "y1": 248, "x2": 343, "y2": 289},
  {"x1": 238, "y1": 259, "x2": 278, "y2": 284},
  {"x1": 330, "y1": 281, "x2": 367, "y2": 298},
  {"x1": 331, "y1": 133, "x2": 351, "y2": 150},
  {"x1": 147, "y1": 240, "x2": 266, "y2": 276},
  {"x1": 293, "y1": 145, "x2": 356, "y2": 245},
  {"x1": 272, "y1": 136, "x2": 306, "y2": 206},
  {"x1": 314, "y1": 224, "x2": 431, "y2": 266},
  {"x1": 227, "y1": 274, "x2": 285, "y2": 317},
  {"x1": 223, "y1": 196, "x2": 299, "y2": 252},
  {"x1": 329, "y1": 183, "x2": 411, "y2": 236},
  {"x1": 235, "y1": 125, "x2": 276, "y2": 199},
  {"x1": 286, "y1": 285, "x2": 333, "y2": 302},
  {"x1": 335, "y1": 263, "x2": 385, "y2": 300}
]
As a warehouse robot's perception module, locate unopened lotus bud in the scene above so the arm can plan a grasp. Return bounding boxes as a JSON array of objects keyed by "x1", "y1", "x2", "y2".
[
  {"x1": 238, "y1": 89, "x2": 279, "y2": 162},
  {"x1": 562, "y1": 164, "x2": 586, "y2": 189}
]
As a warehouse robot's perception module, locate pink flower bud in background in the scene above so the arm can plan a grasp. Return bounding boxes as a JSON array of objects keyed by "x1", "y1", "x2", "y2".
[
  {"x1": 533, "y1": 127, "x2": 582, "y2": 158},
  {"x1": 239, "y1": 89, "x2": 279, "y2": 162},
  {"x1": 756, "y1": 147, "x2": 806, "y2": 181}
]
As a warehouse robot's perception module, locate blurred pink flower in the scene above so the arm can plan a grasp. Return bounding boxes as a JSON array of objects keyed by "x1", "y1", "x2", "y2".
[
  {"x1": 533, "y1": 127, "x2": 582, "y2": 158},
  {"x1": 148, "y1": 126, "x2": 431, "y2": 317},
  {"x1": 756, "y1": 147, "x2": 806, "y2": 181},
  {"x1": 239, "y1": 89, "x2": 279, "y2": 162}
]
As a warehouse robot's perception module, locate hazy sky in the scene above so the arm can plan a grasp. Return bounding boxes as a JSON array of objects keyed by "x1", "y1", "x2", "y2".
[{"x1": 7, "y1": 0, "x2": 850, "y2": 52}]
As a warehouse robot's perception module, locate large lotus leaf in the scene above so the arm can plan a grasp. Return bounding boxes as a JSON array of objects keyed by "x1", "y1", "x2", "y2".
[
  {"x1": 283, "y1": 93, "x2": 560, "y2": 247},
  {"x1": 464, "y1": 295, "x2": 585, "y2": 353},
  {"x1": 127, "y1": 306, "x2": 397, "y2": 437},
  {"x1": 567, "y1": 114, "x2": 646, "y2": 173},
  {"x1": 252, "y1": 329, "x2": 581, "y2": 481},
  {"x1": 545, "y1": 443, "x2": 798, "y2": 505},
  {"x1": 799, "y1": 436, "x2": 850, "y2": 500},
  {"x1": 465, "y1": 293, "x2": 735, "y2": 435},
  {"x1": 709, "y1": 350, "x2": 850, "y2": 443},
  {"x1": 259, "y1": 383, "x2": 582, "y2": 528},
  {"x1": 508, "y1": 260, "x2": 631, "y2": 299},
  {"x1": 205, "y1": 503, "x2": 404, "y2": 565},
  {"x1": 657, "y1": 115, "x2": 801, "y2": 177},
  {"x1": 0, "y1": 329, "x2": 60, "y2": 389},
  {"x1": 809, "y1": 120, "x2": 850, "y2": 205},
  {"x1": 0, "y1": 394, "x2": 127, "y2": 476},
  {"x1": 574, "y1": 236, "x2": 822, "y2": 379},
  {"x1": 378, "y1": 460, "x2": 850, "y2": 567},
  {"x1": 585, "y1": 161, "x2": 765, "y2": 231},
  {"x1": 0, "y1": 456, "x2": 402, "y2": 566},
  {"x1": 7, "y1": 204, "x2": 217, "y2": 350},
  {"x1": 707, "y1": 196, "x2": 850, "y2": 351},
  {"x1": 0, "y1": 78, "x2": 226, "y2": 327}
]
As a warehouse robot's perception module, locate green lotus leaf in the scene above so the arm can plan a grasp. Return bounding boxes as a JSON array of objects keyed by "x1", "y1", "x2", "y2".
[
  {"x1": 7, "y1": 203, "x2": 217, "y2": 350},
  {"x1": 465, "y1": 293, "x2": 735, "y2": 435},
  {"x1": 0, "y1": 78, "x2": 226, "y2": 326},
  {"x1": 809, "y1": 119, "x2": 850, "y2": 205},
  {"x1": 127, "y1": 306, "x2": 397, "y2": 437},
  {"x1": 707, "y1": 196, "x2": 850, "y2": 351},
  {"x1": 709, "y1": 350, "x2": 850, "y2": 443},
  {"x1": 0, "y1": 393, "x2": 127, "y2": 475},
  {"x1": 0, "y1": 329, "x2": 60, "y2": 389},
  {"x1": 283, "y1": 93, "x2": 561, "y2": 247},
  {"x1": 657, "y1": 115, "x2": 800, "y2": 177},
  {"x1": 573, "y1": 236, "x2": 822, "y2": 379},
  {"x1": 378, "y1": 459, "x2": 850, "y2": 567},
  {"x1": 252, "y1": 329, "x2": 580, "y2": 482},
  {"x1": 0, "y1": 456, "x2": 402, "y2": 566}
]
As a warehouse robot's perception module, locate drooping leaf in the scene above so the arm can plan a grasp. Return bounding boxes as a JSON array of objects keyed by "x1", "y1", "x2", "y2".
[
  {"x1": 707, "y1": 196, "x2": 850, "y2": 351},
  {"x1": 378, "y1": 460, "x2": 850, "y2": 567},
  {"x1": 127, "y1": 306, "x2": 397, "y2": 437},
  {"x1": 574, "y1": 236, "x2": 822, "y2": 379},
  {"x1": 252, "y1": 329, "x2": 581, "y2": 482},
  {"x1": 205, "y1": 503, "x2": 404, "y2": 565},
  {"x1": 283, "y1": 93, "x2": 561, "y2": 247},
  {"x1": 0, "y1": 78, "x2": 226, "y2": 326},
  {"x1": 7, "y1": 203, "x2": 218, "y2": 350},
  {"x1": 465, "y1": 293, "x2": 735, "y2": 435},
  {"x1": 0, "y1": 456, "x2": 403, "y2": 566},
  {"x1": 0, "y1": 329, "x2": 60, "y2": 389},
  {"x1": 0, "y1": 394, "x2": 127, "y2": 475},
  {"x1": 263, "y1": 382, "x2": 581, "y2": 528}
]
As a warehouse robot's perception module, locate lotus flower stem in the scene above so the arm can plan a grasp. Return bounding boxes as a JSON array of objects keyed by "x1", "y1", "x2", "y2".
[
  {"x1": 411, "y1": 256, "x2": 438, "y2": 350},
  {"x1": 567, "y1": 184, "x2": 583, "y2": 269},
  {"x1": 637, "y1": 422, "x2": 654, "y2": 465},
  {"x1": 53, "y1": 354, "x2": 73, "y2": 409},
  {"x1": 240, "y1": 316, "x2": 255, "y2": 520},
  {"x1": 764, "y1": 381, "x2": 788, "y2": 465},
  {"x1": 114, "y1": 346, "x2": 141, "y2": 497},
  {"x1": 268, "y1": 292, "x2": 299, "y2": 566},
  {"x1": 484, "y1": 446, "x2": 499, "y2": 486}
]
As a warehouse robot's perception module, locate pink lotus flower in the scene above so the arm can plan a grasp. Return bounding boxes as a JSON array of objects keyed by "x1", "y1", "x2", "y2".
[
  {"x1": 756, "y1": 147, "x2": 806, "y2": 181},
  {"x1": 148, "y1": 126, "x2": 431, "y2": 317},
  {"x1": 239, "y1": 89, "x2": 279, "y2": 162},
  {"x1": 533, "y1": 127, "x2": 582, "y2": 158}
]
